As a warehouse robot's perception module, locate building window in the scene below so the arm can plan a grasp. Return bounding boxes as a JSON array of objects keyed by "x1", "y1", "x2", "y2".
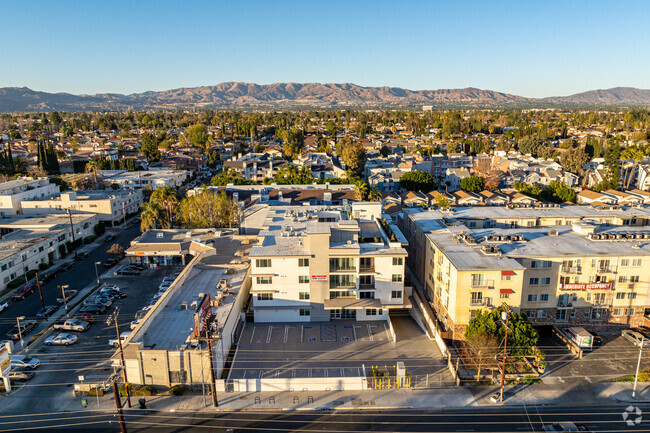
[
  {"x1": 539, "y1": 294, "x2": 549, "y2": 302},
  {"x1": 392, "y1": 257, "x2": 403, "y2": 266},
  {"x1": 628, "y1": 292, "x2": 637, "y2": 300},
  {"x1": 392, "y1": 274, "x2": 403, "y2": 283},
  {"x1": 299, "y1": 292, "x2": 310, "y2": 300},
  {"x1": 591, "y1": 308, "x2": 603, "y2": 321},
  {"x1": 256, "y1": 276, "x2": 272, "y2": 285},
  {"x1": 500, "y1": 292, "x2": 510, "y2": 299},
  {"x1": 501, "y1": 274, "x2": 512, "y2": 281},
  {"x1": 530, "y1": 260, "x2": 540, "y2": 269},
  {"x1": 330, "y1": 290, "x2": 356, "y2": 299},
  {"x1": 617, "y1": 292, "x2": 626, "y2": 300},
  {"x1": 619, "y1": 276, "x2": 628, "y2": 283},
  {"x1": 471, "y1": 273, "x2": 484, "y2": 287},
  {"x1": 299, "y1": 309, "x2": 310, "y2": 316},
  {"x1": 359, "y1": 275, "x2": 374, "y2": 286},
  {"x1": 560, "y1": 276, "x2": 570, "y2": 284},
  {"x1": 359, "y1": 291, "x2": 375, "y2": 299},
  {"x1": 542, "y1": 260, "x2": 552, "y2": 268},
  {"x1": 256, "y1": 293, "x2": 273, "y2": 301},
  {"x1": 541, "y1": 277, "x2": 551, "y2": 285},
  {"x1": 391, "y1": 290, "x2": 402, "y2": 299},
  {"x1": 366, "y1": 308, "x2": 379, "y2": 316},
  {"x1": 621, "y1": 259, "x2": 630, "y2": 267},
  {"x1": 633, "y1": 259, "x2": 642, "y2": 267},
  {"x1": 528, "y1": 294, "x2": 537, "y2": 302},
  {"x1": 256, "y1": 259, "x2": 271, "y2": 268},
  {"x1": 537, "y1": 310, "x2": 547, "y2": 319},
  {"x1": 299, "y1": 276, "x2": 309, "y2": 284},
  {"x1": 299, "y1": 258, "x2": 310, "y2": 267},
  {"x1": 631, "y1": 276, "x2": 640, "y2": 283},
  {"x1": 529, "y1": 278, "x2": 539, "y2": 285},
  {"x1": 625, "y1": 308, "x2": 635, "y2": 316},
  {"x1": 556, "y1": 309, "x2": 568, "y2": 321}
]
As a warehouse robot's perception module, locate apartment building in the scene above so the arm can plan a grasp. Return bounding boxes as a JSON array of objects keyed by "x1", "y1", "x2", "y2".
[
  {"x1": 21, "y1": 189, "x2": 143, "y2": 225},
  {"x1": 103, "y1": 169, "x2": 189, "y2": 190},
  {"x1": 248, "y1": 203, "x2": 409, "y2": 322},
  {"x1": 402, "y1": 205, "x2": 650, "y2": 342},
  {"x1": 0, "y1": 177, "x2": 60, "y2": 216}
]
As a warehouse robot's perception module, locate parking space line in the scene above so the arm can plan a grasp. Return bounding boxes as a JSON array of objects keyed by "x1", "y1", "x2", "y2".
[
  {"x1": 383, "y1": 322, "x2": 390, "y2": 340},
  {"x1": 266, "y1": 326, "x2": 272, "y2": 343},
  {"x1": 284, "y1": 325, "x2": 289, "y2": 343},
  {"x1": 249, "y1": 326, "x2": 256, "y2": 344},
  {"x1": 352, "y1": 325, "x2": 360, "y2": 341},
  {"x1": 301, "y1": 325, "x2": 304, "y2": 343},
  {"x1": 367, "y1": 324, "x2": 374, "y2": 341}
]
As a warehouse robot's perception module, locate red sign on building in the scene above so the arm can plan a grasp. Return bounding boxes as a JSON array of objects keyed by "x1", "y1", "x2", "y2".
[{"x1": 561, "y1": 283, "x2": 612, "y2": 291}]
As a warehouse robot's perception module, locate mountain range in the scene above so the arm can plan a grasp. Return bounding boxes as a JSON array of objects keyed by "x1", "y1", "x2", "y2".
[{"x1": 0, "y1": 83, "x2": 649, "y2": 112}]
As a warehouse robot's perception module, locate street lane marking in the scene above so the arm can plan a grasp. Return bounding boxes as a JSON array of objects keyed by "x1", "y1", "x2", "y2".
[{"x1": 249, "y1": 326, "x2": 256, "y2": 344}]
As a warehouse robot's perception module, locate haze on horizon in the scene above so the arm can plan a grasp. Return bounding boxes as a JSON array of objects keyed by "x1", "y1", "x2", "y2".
[{"x1": 2, "y1": 0, "x2": 649, "y2": 98}]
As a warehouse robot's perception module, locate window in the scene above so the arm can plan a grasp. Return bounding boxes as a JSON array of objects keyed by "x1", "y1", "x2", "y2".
[
  {"x1": 330, "y1": 258, "x2": 355, "y2": 271},
  {"x1": 392, "y1": 274, "x2": 403, "y2": 283},
  {"x1": 330, "y1": 290, "x2": 356, "y2": 299},
  {"x1": 360, "y1": 257, "x2": 373, "y2": 270},
  {"x1": 556, "y1": 309, "x2": 568, "y2": 321},
  {"x1": 299, "y1": 276, "x2": 309, "y2": 284},
  {"x1": 391, "y1": 290, "x2": 403, "y2": 299},
  {"x1": 359, "y1": 291, "x2": 375, "y2": 299},
  {"x1": 471, "y1": 273, "x2": 484, "y2": 287},
  {"x1": 633, "y1": 259, "x2": 642, "y2": 267},
  {"x1": 542, "y1": 260, "x2": 552, "y2": 269},
  {"x1": 299, "y1": 292, "x2": 310, "y2": 300},
  {"x1": 591, "y1": 308, "x2": 603, "y2": 321},
  {"x1": 628, "y1": 292, "x2": 637, "y2": 300},
  {"x1": 560, "y1": 276, "x2": 571, "y2": 285},
  {"x1": 366, "y1": 308, "x2": 379, "y2": 316},
  {"x1": 501, "y1": 274, "x2": 512, "y2": 281},
  {"x1": 625, "y1": 308, "x2": 635, "y2": 316},
  {"x1": 530, "y1": 260, "x2": 540, "y2": 269},
  {"x1": 0, "y1": 264, "x2": 6, "y2": 271},
  {"x1": 541, "y1": 277, "x2": 551, "y2": 285},
  {"x1": 540, "y1": 294, "x2": 549, "y2": 302},
  {"x1": 631, "y1": 276, "x2": 640, "y2": 283},
  {"x1": 359, "y1": 275, "x2": 374, "y2": 286},
  {"x1": 616, "y1": 292, "x2": 626, "y2": 300},
  {"x1": 299, "y1": 258, "x2": 310, "y2": 267},
  {"x1": 593, "y1": 293, "x2": 606, "y2": 304},
  {"x1": 299, "y1": 309, "x2": 310, "y2": 316},
  {"x1": 528, "y1": 294, "x2": 537, "y2": 302},
  {"x1": 392, "y1": 257, "x2": 404, "y2": 266},
  {"x1": 614, "y1": 308, "x2": 624, "y2": 316},
  {"x1": 330, "y1": 274, "x2": 355, "y2": 288},
  {"x1": 500, "y1": 292, "x2": 510, "y2": 299},
  {"x1": 619, "y1": 276, "x2": 628, "y2": 283},
  {"x1": 621, "y1": 259, "x2": 630, "y2": 267},
  {"x1": 529, "y1": 278, "x2": 539, "y2": 285},
  {"x1": 537, "y1": 310, "x2": 547, "y2": 319},
  {"x1": 256, "y1": 276, "x2": 272, "y2": 285},
  {"x1": 256, "y1": 293, "x2": 273, "y2": 301},
  {"x1": 256, "y1": 259, "x2": 271, "y2": 268}
]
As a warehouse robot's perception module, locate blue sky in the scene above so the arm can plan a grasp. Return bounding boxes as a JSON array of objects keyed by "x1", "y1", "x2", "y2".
[{"x1": 1, "y1": 0, "x2": 649, "y2": 97}]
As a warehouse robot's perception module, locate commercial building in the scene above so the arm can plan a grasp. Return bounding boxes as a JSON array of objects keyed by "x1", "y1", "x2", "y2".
[
  {"x1": 21, "y1": 189, "x2": 143, "y2": 225},
  {"x1": 118, "y1": 234, "x2": 250, "y2": 388},
  {"x1": 102, "y1": 169, "x2": 190, "y2": 190},
  {"x1": 0, "y1": 214, "x2": 98, "y2": 291},
  {"x1": 0, "y1": 177, "x2": 60, "y2": 216},
  {"x1": 125, "y1": 229, "x2": 223, "y2": 266},
  {"x1": 401, "y1": 205, "x2": 650, "y2": 342},
  {"x1": 248, "y1": 203, "x2": 409, "y2": 322}
]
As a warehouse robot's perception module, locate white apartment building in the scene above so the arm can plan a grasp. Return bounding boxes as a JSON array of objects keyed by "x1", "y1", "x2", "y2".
[
  {"x1": 249, "y1": 203, "x2": 409, "y2": 322},
  {"x1": 21, "y1": 190, "x2": 143, "y2": 226},
  {"x1": 103, "y1": 169, "x2": 189, "y2": 190},
  {"x1": 0, "y1": 177, "x2": 60, "y2": 216}
]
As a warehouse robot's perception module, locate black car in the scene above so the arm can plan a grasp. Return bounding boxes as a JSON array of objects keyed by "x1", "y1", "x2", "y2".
[
  {"x1": 102, "y1": 289, "x2": 127, "y2": 299},
  {"x1": 127, "y1": 263, "x2": 146, "y2": 271},
  {"x1": 79, "y1": 304, "x2": 106, "y2": 315},
  {"x1": 40, "y1": 271, "x2": 57, "y2": 283},
  {"x1": 103, "y1": 258, "x2": 118, "y2": 267},
  {"x1": 116, "y1": 267, "x2": 139, "y2": 276},
  {"x1": 591, "y1": 331, "x2": 603, "y2": 346},
  {"x1": 76, "y1": 251, "x2": 90, "y2": 261},
  {"x1": 36, "y1": 305, "x2": 58, "y2": 319},
  {"x1": 60, "y1": 261, "x2": 75, "y2": 272},
  {"x1": 105, "y1": 233, "x2": 116, "y2": 242}
]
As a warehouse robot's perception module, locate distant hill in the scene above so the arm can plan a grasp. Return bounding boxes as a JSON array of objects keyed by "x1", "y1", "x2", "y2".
[{"x1": 0, "y1": 83, "x2": 648, "y2": 112}]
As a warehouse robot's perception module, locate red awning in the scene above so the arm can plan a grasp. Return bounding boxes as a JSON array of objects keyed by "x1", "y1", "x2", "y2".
[
  {"x1": 501, "y1": 270, "x2": 514, "y2": 276},
  {"x1": 500, "y1": 289, "x2": 514, "y2": 294}
]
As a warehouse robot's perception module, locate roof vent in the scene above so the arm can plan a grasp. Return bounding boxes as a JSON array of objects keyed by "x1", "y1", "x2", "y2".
[
  {"x1": 156, "y1": 232, "x2": 164, "y2": 238},
  {"x1": 548, "y1": 229, "x2": 558, "y2": 236}
]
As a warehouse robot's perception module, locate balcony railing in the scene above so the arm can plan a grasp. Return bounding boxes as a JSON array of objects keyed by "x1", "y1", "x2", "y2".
[
  {"x1": 470, "y1": 279, "x2": 494, "y2": 290},
  {"x1": 597, "y1": 266, "x2": 617, "y2": 273},
  {"x1": 469, "y1": 298, "x2": 489, "y2": 307},
  {"x1": 359, "y1": 266, "x2": 375, "y2": 273},
  {"x1": 329, "y1": 266, "x2": 356, "y2": 272},
  {"x1": 359, "y1": 283, "x2": 375, "y2": 290},
  {"x1": 557, "y1": 300, "x2": 573, "y2": 308},
  {"x1": 561, "y1": 266, "x2": 582, "y2": 274}
]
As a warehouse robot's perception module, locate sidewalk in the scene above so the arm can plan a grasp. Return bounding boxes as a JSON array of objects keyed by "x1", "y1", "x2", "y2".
[{"x1": 58, "y1": 382, "x2": 650, "y2": 414}]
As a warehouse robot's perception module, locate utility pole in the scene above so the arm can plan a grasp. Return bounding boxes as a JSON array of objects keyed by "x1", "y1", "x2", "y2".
[
  {"x1": 633, "y1": 338, "x2": 644, "y2": 398},
  {"x1": 204, "y1": 315, "x2": 218, "y2": 407},
  {"x1": 66, "y1": 209, "x2": 78, "y2": 260},
  {"x1": 107, "y1": 309, "x2": 131, "y2": 408},
  {"x1": 34, "y1": 272, "x2": 46, "y2": 316},
  {"x1": 112, "y1": 379, "x2": 127, "y2": 433},
  {"x1": 499, "y1": 304, "x2": 513, "y2": 403}
]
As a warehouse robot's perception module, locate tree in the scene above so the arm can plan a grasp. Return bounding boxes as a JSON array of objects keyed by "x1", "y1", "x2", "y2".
[
  {"x1": 106, "y1": 243, "x2": 124, "y2": 258},
  {"x1": 175, "y1": 190, "x2": 239, "y2": 228},
  {"x1": 85, "y1": 159, "x2": 100, "y2": 188},
  {"x1": 399, "y1": 171, "x2": 436, "y2": 193},
  {"x1": 604, "y1": 141, "x2": 621, "y2": 188},
  {"x1": 211, "y1": 169, "x2": 255, "y2": 186},
  {"x1": 433, "y1": 193, "x2": 451, "y2": 208},
  {"x1": 140, "y1": 201, "x2": 163, "y2": 232},
  {"x1": 186, "y1": 123, "x2": 210, "y2": 152},
  {"x1": 560, "y1": 147, "x2": 589, "y2": 175},
  {"x1": 354, "y1": 180, "x2": 369, "y2": 201},
  {"x1": 517, "y1": 136, "x2": 544, "y2": 157},
  {"x1": 140, "y1": 132, "x2": 160, "y2": 161},
  {"x1": 465, "y1": 308, "x2": 539, "y2": 360},
  {"x1": 341, "y1": 141, "x2": 367, "y2": 176},
  {"x1": 464, "y1": 331, "x2": 499, "y2": 382},
  {"x1": 367, "y1": 188, "x2": 382, "y2": 202},
  {"x1": 483, "y1": 170, "x2": 503, "y2": 191},
  {"x1": 379, "y1": 145, "x2": 390, "y2": 158},
  {"x1": 150, "y1": 185, "x2": 179, "y2": 228},
  {"x1": 541, "y1": 181, "x2": 576, "y2": 203},
  {"x1": 460, "y1": 176, "x2": 484, "y2": 192}
]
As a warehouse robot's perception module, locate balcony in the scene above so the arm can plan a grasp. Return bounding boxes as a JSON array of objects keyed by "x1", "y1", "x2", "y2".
[
  {"x1": 597, "y1": 266, "x2": 617, "y2": 274},
  {"x1": 359, "y1": 284, "x2": 375, "y2": 290},
  {"x1": 561, "y1": 266, "x2": 582, "y2": 274},
  {"x1": 557, "y1": 300, "x2": 573, "y2": 308},
  {"x1": 329, "y1": 266, "x2": 356, "y2": 273},
  {"x1": 469, "y1": 298, "x2": 489, "y2": 307},
  {"x1": 359, "y1": 266, "x2": 375, "y2": 273},
  {"x1": 470, "y1": 279, "x2": 494, "y2": 290}
]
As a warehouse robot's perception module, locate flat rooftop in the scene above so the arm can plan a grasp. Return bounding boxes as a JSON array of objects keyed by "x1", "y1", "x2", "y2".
[{"x1": 130, "y1": 236, "x2": 246, "y2": 351}]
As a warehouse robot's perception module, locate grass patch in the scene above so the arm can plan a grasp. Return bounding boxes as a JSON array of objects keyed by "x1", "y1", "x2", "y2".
[{"x1": 613, "y1": 368, "x2": 650, "y2": 382}]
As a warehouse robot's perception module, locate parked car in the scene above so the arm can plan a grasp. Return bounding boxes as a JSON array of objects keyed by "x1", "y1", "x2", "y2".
[
  {"x1": 109, "y1": 332, "x2": 131, "y2": 347},
  {"x1": 53, "y1": 319, "x2": 90, "y2": 332},
  {"x1": 68, "y1": 313, "x2": 94, "y2": 323},
  {"x1": 40, "y1": 270, "x2": 57, "y2": 283},
  {"x1": 162, "y1": 276, "x2": 177, "y2": 284},
  {"x1": 8, "y1": 366, "x2": 36, "y2": 381},
  {"x1": 0, "y1": 301, "x2": 8, "y2": 313},
  {"x1": 134, "y1": 307, "x2": 151, "y2": 321},
  {"x1": 36, "y1": 305, "x2": 58, "y2": 319},
  {"x1": 56, "y1": 290, "x2": 78, "y2": 304},
  {"x1": 10, "y1": 355, "x2": 40, "y2": 369},
  {"x1": 105, "y1": 233, "x2": 116, "y2": 242},
  {"x1": 6, "y1": 320, "x2": 37, "y2": 340},
  {"x1": 79, "y1": 304, "x2": 106, "y2": 315},
  {"x1": 543, "y1": 422, "x2": 591, "y2": 431},
  {"x1": 84, "y1": 296, "x2": 112, "y2": 308},
  {"x1": 101, "y1": 284, "x2": 121, "y2": 293},
  {"x1": 591, "y1": 331, "x2": 603, "y2": 347},
  {"x1": 158, "y1": 282, "x2": 172, "y2": 291},
  {"x1": 103, "y1": 258, "x2": 118, "y2": 267},
  {"x1": 102, "y1": 289, "x2": 127, "y2": 299},
  {"x1": 130, "y1": 319, "x2": 141, "y2": 330},
  {"x1": 45, "y1": 333, "x2": 78, "y2": 346},
  {"x1": 622, "y1": 329, "x2": 650, "y2": 347},
  {"x1": 60, "y1": 261, "x2": 75, "y2": 272},
  {"x1": 11, "y1": 285, "x2": 36, "y2": 301},
  {"x1": 127, "y1": 263, "x2": 146, "y2": 271},
  {"x1": 116, "y1": 267, "x2": 139, "y2": 276},
  {"x1": 76, "y1": 251, "x2": 90, "y2": 261}
]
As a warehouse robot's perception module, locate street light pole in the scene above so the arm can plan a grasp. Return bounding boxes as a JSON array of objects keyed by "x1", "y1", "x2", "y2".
[
  {"x1": 59, "y1": 284, "x2": 69, "y2": 312},
  {"x1": 94, "y1": 261, "x2": 101, "y2": 285},
  {"x1": 16, "y1": 316, "x2": 25, "y2": 350},
  {"x1": 633, "y1": 338, "x2": 644, "y2": 398},
  {"x1": 500, "y1": 309, "x2": 510, "y2": 402}
]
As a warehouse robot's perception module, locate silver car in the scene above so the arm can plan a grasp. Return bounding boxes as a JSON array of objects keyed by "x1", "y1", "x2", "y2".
[
  {"x1": 10, "y1": 355, "x2": 40, "y2": 369},
  {"x1": 45, "y1": 333, "x2": 78, "y2": 346},
  {"x1": 622, "y1": 329, "x2": 650, "y2": 347}
]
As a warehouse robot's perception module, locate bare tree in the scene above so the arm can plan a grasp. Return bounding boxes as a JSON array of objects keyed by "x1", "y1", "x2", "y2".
[{"x1": 465, "y1": 332, "x2": 499, "y2": 382}]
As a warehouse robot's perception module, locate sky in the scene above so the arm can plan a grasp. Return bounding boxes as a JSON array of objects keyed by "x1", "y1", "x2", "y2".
[{"x1": 1, "y1": 0, "x2": 649, "y2": 98}]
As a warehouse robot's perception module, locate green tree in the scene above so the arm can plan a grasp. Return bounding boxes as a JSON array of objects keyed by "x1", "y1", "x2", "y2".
[
  {"x1": 140, "y1": 201, "x2": 163, "y2": 232},
  {"x1": 140, "y1": 132, "x2": 160, "y2": 161},
  {"x1": 341, "y1": 140, "x2": 367, "y2": 176},
  {"x1": 211, "y1": 169, "x2": 255, "y2": 186},
  {"x1": 85, "y1": 159, "x2": 100, "y2": 188},
  {"x1": 465, "y1": 308, "x2": 539, "y2": 359},
  {"x1": 541, "y1": 181, "x2": 576, "y2": 203},
  {"x1": 175, "y1": 190, "x2": 239, "y2": 228},
  {"x1": 560, "y1": 147, "x2": 589, "y2": 174},
  {"x1": 604, "y1": 141, "x2": 621, "y2": 188},
  {"x1": 186, "y1": 123, "x2": 210, "y2": 152},
  {"x1": 460, "y1": 176, "x2": 484, "y2": 192},
  {"x1": 380, "y1": 145, "x2": 390, "y2": 158},
  {"x1": 399, "y1": 171, "x2": 437, "y2": 193},
  {"x1": 517, "y1": 136, "x2": 544, "y2": 157},
  {"x1": 433, "y1": 194, "x2": 451, "y2": 208},
  {"x1": 150, "y1": 185, "x2": 179, "y2": 228}
]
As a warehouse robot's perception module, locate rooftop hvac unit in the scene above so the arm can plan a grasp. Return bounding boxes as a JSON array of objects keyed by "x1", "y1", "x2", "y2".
[{"x1": 549, "y1": 229, "x2": 558, "y2": 236}]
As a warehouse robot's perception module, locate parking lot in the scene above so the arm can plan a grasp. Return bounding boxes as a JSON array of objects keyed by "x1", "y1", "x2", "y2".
[
  {"x1": 230, "y1": 316, "x2": 452, "y2": 385},
  {"x1": 538, "y1": 327, "x2": 650, "y2": 383},
  {"x1": 1, "y1": 264, "x2": 182, "y2": 413}
]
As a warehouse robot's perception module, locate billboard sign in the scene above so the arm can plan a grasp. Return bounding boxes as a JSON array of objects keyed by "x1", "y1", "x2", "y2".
[
  {"x1": 192, "y1": 293, "x2": 211, "y2": 339},
  {"x1": 561, "y1": 283, "x2": 612, "y2": 290}
]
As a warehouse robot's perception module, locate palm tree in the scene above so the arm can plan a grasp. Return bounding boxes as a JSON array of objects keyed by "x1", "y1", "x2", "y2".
[
  {"x1": 85, "y1": 159, "x2": 100, "y2": 189},
  {"x1": 140, "y1": 202, "x2": 162, "y2": 232},
  {"x1": 150, "y1": 186, "x2": 178, "y2": 228},
  {"x1": 367, "y1": 188, "x2": 382, "y2": 202},
  {"x1": 354, "y1": 181, "x2": 369, "y2": 201}
]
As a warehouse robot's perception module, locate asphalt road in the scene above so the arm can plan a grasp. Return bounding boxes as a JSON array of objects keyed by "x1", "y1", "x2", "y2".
[
  {"x1": 3, "y1": 403, "x2": 650, "y2": 432},
  {"x1": 0, "y1": 222, "x2": 141, "y2": 338}
]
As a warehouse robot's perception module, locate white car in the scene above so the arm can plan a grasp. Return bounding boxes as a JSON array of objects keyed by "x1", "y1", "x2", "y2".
[
  {"x1": 130, "y1": 319, "x2": 141, "y2": 330},
  {"x1": 45, "y1": 333, "x2": 78, "y2": 346},
  {"x1": 162, "y1": 276, "x2": 177, "y2": 283},
  {"x1": 158, "y1": 282, "x2": 172, "y2": 291},
  {"x1": 0, "y1": 301, "x2": 8, "y2": 313},
  {"x1": 10, "y1": 355, "x2": 40, "y2": 369},
  {"x1": 100, "y1": 285, "x2": 121, "y2": 293},
  {"x1": 622, "y1": 329, "x2": 650, "y2": 347},
  {"x1": 109, "y1": 332, "x2": 131, "y2": 348}
]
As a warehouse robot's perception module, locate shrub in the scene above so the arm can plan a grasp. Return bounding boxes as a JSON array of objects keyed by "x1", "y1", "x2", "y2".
[
  {"x1": 7, "y1": 276, "x2": 26, "y2": 290},
  {"x1": 88, "y1": 387, "x2": 104, "y2": 396},
  {"x1": 168, "y1": 385, "x2": 187, "y2": 396},
  {"x1": 38, "y1": 262, "x2": 50, "y2": 271},
  {"x1": 84, "y1": 235, "x2": 97, "y2": 244},
  {"x1": 94, "y1": 222, "x2": 106, "y2": 236},
  {"x1": 135, "y1": 385, "x2": 157, "y2": 396}
]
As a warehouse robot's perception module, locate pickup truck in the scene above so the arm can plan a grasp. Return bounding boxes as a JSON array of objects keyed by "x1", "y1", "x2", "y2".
[
  {"x1": 109, "y1": 332, "x2": 131, "y2": 347},
  {"x1": 56, "y1": 290, "x2": 78, "y2": 304},
  {"x1": 6, "y1": 320, "x2": 38, "y2": 340},
  {"x1": 53, "y1": 319, "x2": 90, "y2": 332}
]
